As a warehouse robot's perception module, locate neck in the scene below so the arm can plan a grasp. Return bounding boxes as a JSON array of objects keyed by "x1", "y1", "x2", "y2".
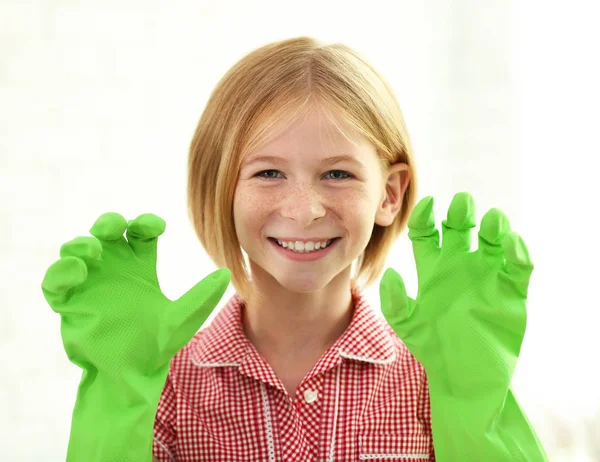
[{"x1": 241, "y1": 274, "x2": 356, "y2": 360}]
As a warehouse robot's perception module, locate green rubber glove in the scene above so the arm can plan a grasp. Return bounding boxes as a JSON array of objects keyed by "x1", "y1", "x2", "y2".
[
  {"x1": 41, "y1": 212, "x2": 230, "y2": 462},
  {"x1": 380, "y1": 192, "x2": 548, "y2": 461}
]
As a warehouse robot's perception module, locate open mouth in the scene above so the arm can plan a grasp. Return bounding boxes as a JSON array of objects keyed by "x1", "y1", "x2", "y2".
[{"x1": 267, "y1": 237, "x2": 342, "y2": 261}]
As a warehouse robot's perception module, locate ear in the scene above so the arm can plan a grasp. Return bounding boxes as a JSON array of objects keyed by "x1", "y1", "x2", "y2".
[{"x1": 374, "y1": 162, "x2": 411, "y2": 227}]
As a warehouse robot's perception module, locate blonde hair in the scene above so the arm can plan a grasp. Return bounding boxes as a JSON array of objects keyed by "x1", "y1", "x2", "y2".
[{"x1": 187, "y1": 36, "x2": 418, "y2": 301}]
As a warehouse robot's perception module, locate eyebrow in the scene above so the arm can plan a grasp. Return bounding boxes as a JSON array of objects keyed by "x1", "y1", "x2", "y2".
[{"x1": 244, "y1": 154, "x2": 366, "y2": 168}]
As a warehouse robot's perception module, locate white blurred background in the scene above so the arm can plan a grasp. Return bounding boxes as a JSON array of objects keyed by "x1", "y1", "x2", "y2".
[{"x1": 1, "y1": 1, "x2": 598, "y2": 460}]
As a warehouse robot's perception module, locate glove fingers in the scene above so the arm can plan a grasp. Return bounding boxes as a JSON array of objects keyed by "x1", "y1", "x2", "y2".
[
  {"x1": 478, "y1": 207, "x2": 511, "y2": 260},
  {"x1": 60, "y1": 236, "x2": 103, "y2": 269},
  {"x1": 379, "y1": 267, "x2": 413, "y2": 337},
  {"x1": 154, "y1": 268, "x2": 231, "y2": 369},
  {"x1": 500, "y1": 232, "x2": 534, "y2": 298},
  {"x1": 89, "y1": 212, "x2": 132, "y2": 259},
  {"x1": 407, "y1": 196, "x2": 440, "y2": 265},
  {"x1": 126, "y1": 213, "x2": 166, "y2": 261},
  {"x1": 441, "y1": 192, "x2": 476, "y2": 255},
  {"x1": 41, "y1": 256, "x2": 88, "y2": 311}
]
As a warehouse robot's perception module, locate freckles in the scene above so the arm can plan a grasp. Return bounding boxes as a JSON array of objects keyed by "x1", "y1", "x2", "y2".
[
  {"x1": 237, "y1": 188, "x2": 260, "y2": 206},
  {"x1": 237, "y1": 184, "x2": 370, "y2": 219},
  {"x1": 238, "y1": 188, "x2": 274, "y2": 218}
]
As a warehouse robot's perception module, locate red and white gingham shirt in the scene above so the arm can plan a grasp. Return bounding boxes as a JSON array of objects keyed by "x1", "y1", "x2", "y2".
[{"x1": 153, "y1": 286, "x2": 435, "y2": 461}]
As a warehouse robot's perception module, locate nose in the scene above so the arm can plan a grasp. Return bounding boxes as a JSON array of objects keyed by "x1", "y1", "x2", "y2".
[{"x1": 278, "y1": 181, "x2": 326, "y2": 226}]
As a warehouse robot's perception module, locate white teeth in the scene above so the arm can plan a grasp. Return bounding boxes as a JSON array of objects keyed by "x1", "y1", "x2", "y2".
[{"x1": 275, "y1": 239, "x2": 333, "y2": 253}]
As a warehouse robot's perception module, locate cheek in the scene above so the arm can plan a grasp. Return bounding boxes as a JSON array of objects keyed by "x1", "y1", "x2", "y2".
[
  {"x1": 233, "y1": 187, "x2": 271, "y2": 232},
  {"x1": 331, "y1": 189, "x2": 375, "y2": 218},
  {"x1": 241, "y1": 189, "x2": 270, "y2": 209},
  {"x1": 331, "y1": 191, "x2": 367, "y2": 210}
]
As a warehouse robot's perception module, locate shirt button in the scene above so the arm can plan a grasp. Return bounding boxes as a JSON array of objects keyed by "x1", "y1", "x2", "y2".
[{"x1": 303, "y1": 389, "x2": 318, "y2": 403}]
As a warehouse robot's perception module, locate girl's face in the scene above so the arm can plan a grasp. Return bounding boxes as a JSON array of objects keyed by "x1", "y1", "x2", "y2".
[{"x1": 233, "y1": 107, "x2": 400, "y2": 294}]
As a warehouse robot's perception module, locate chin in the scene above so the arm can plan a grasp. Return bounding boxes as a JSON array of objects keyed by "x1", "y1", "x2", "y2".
[
  {"x1": 272, "y1": 272, "x2": 329, "y2": 293},
  {"x1": 247, "y1": 253, "x2": 354, "y2": 293}
]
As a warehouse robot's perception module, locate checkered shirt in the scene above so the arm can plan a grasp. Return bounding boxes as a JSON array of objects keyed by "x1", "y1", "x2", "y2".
[{"x1": 153, "y1": 286, "x2": 435, "y2": 461}]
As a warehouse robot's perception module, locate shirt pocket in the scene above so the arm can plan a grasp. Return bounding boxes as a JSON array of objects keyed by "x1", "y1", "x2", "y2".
[{"x1": 358, "y1": 433, "x2": 432, "y2": 460}]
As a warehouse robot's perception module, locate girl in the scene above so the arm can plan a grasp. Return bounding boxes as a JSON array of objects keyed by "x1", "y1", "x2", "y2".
[
  {"x1": 43, "y1": 36, "x2": 547, "y2": 461},
  {"x1": 153, "y1": 36, "x2": 430, "y2": 462}
]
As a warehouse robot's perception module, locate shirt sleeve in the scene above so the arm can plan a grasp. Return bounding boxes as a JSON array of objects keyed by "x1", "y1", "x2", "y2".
[{"x1": 153, "y1": 371, "x2": 177, "y2": 462}]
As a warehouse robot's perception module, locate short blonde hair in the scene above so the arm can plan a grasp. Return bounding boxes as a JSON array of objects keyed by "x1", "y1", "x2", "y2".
[{"x1": 187, "y1": 36, "x2": 418, "y2": 301}]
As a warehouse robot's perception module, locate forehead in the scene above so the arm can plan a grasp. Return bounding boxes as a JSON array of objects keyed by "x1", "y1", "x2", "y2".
[{"x1": 246, "y1": 107, "x2": 374, "y2": 161}]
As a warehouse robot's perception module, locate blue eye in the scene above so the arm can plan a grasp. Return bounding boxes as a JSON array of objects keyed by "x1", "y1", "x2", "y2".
[
  {"x1": 255, "y1": 170, "x2": 283, "y2": 179},
  {"x1": 325, "y1": 170, "x2": 353, "y2": 180},
  {"x1": 255, "y1": 170, "x2": 354, "y2": 181}
]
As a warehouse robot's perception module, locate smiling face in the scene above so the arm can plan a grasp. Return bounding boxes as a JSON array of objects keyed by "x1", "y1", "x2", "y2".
[{"x1": 233, "y1": 105, "x2": 403, "y2": 295}]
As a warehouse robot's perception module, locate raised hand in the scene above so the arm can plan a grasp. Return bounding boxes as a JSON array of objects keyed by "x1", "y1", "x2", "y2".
[
  {"x1": 379, "y1": 192, "x2": 549, "y2": 460},
  {"x1": 380, "y1": 192, "x2": 531, "y2": 397},
  {"x1": 41, "y1": 212, "x2": 230, "y2": 461}
]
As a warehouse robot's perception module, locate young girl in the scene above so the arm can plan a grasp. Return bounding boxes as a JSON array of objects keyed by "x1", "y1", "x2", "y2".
[
  {"x1": 44, "y1": 36, "x2": 547, "y2": 462},
  {"x1": 150, "y1": 36, "x2": 432, "y2": 462}
]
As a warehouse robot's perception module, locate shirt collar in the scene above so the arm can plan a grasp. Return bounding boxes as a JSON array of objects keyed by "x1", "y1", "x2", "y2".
[{"x1": 189, "y1": 285, "x2": 398, "y2": 368}]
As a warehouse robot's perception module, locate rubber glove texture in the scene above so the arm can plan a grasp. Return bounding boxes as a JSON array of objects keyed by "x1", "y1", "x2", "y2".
[
  {"x1": 380, "y1": 192, "x2": 548, "y2": 461},
  {"x1": 42, "y1": 212, "x2": 230, "y2": 462}
]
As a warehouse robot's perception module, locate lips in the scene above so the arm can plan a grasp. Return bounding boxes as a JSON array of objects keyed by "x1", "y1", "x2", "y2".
[
  {"x1": 268, "y1": 236, "x2": 341, "y2": 261},
  {"x1": 268, "y1": 237, "x2": 339, "y2": 243}
]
